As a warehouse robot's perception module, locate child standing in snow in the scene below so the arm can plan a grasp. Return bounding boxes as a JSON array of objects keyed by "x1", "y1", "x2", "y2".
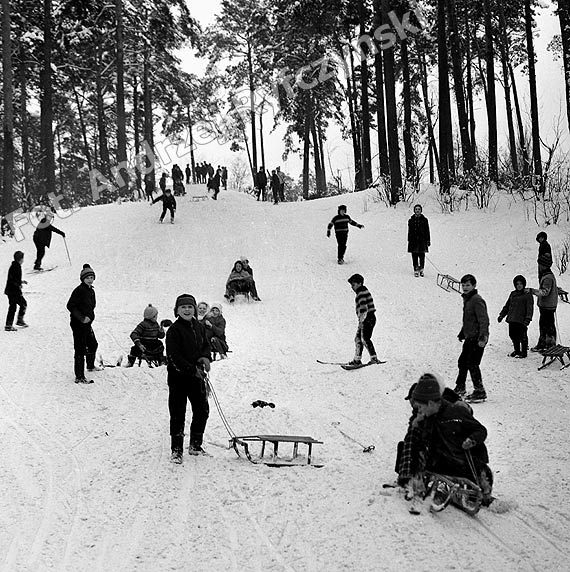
[
  {"x1": 66, "y1": 264, "x2": 100, "y2": 384},
  {"x1": 327, "y1": 205, "x2": 364, "y2": 265},
  {"x1": 126, "y1": 304, "x2": 166, "y2": 366},
  {"x1": 152, "y1": 188, "x2": 176, "y2": 223},
  {"x1": 407, "y1": 204, "x2": 430, "y2": 277},
  {"x1": 4, "y1": 251, "x2": 28, "y2": 331},
  {"x1": 347, "y1": 273, "x2": 379, "y2": 366},
  {"x1": 497, "y1": 275, "x2": 534, "y2": 358},
  {"x1": 166, "y1": 294, "x2": 212, "y2": 463},
  {"x1": 536, "y1": 232, "x2": 552, "y2": 278}
]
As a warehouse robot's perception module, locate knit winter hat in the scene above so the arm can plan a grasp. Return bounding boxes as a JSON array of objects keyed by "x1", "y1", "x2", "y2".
[
  {"x1": 412, "y1": 373, "x2": 442, "y2": 402},
  {"x1": 210, "y1": 302, "x2": 223, "y2": 313},
  {"x1": 347, "y1": 273, "x2": 364, "y2": 285},
  {"x1": 80, "y1": 264, "x2": 95, "y2": 281},
  {"x1": 143, "y1": 304, "x2": 158, "y2": 320},
  {"x1": 174, "y1": 293, "x2": 197, "y2": 317},
  {"x1": 513, "y1": 275, "x2": 527, "y2": 288},
  {"x1": 13, "y1": 251, "x2": 24, "y2": 261}
]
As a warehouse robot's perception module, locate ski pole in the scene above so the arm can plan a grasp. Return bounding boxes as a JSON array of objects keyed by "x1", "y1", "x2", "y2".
[{"x1": 63, "y1": 236, "x2": 72, "y2": 266}]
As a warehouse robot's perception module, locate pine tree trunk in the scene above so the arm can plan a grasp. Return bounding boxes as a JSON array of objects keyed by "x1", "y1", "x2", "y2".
[
  {"x1": 19, "y1": 47, "x2": 32, "y2": 204},
  {"x1": 373, "y1": 0, "x2": 390, "y2": 176},
  {"x1": 259, "y1": 98, "x2": 266, "y2": 171},
  {"x1": 132, "y1": 73, "x2": 142, "y2": 197},
  {"x1": 484, "y1": 0, "x2": 498, "y2": 182},
  {"x1": 2, "y1": 0, "x2": 15, "y2": 213},
  {"x1": 303, "y1": 96, "x2": 311, "y2": 199},
  {"x1": 73, "y1": 87, "x2": 92, "y2": 174},
  {"x1": 401, "y1": 37, "x2": 416, "y2": 182},
  {"x1": 96, "y1": 43, "x2": 111, "y2": 178},
  {"x1": 311, "y1": 118, "x2": 325, "y2": 194},
  {"x1": 447, "y1": 0, "x2": 473, "y2": 171},
  {"x1": 382, "y1": 0, "x2": 402, "y2": 203},
  {"x1": 247, "y1": 43, "x2": 258, "y2": 185},
  {"x1": 509, "y1": 62, "x2": 530, "y2": 176},
  {"x1": 39, "y1": 0, "x2": 56, "y2": 200},
  {"x1": 525, "y1": 0, "x2": 543, "y2": 188},
  {"x1": 464, "y1": 9, "x2": 476, "y2": 159},
  {"x1": 346, "y1": 35, "x2": 363, "y2": 189},
  {"x1": 498, "y1": 5, "x2": 519, "y2": 177},
  {"x1": 437, "y1": 0, "x2": 452, "y2": 193},
  {"x1": 115, "y1": 0, "x2": 128, "y2": 196},
  {"x1": 419, "y1": 49, "x2": 440, "y2": 180},
  {"x1": 143, "y1": 41, "x2": 156, "y2": 194},
  {"x1": 557, "y1": 0, "x2": 570, "y2": 134},
  {"x1": 318, "y1": 122, "x2": 327, "y2": 189},
  {"x1": 187, "y1": 107, "x2": 196, "y2": 184},
  {"x1": 359, "y1": 2, "x2": 372, "y2": 188}
]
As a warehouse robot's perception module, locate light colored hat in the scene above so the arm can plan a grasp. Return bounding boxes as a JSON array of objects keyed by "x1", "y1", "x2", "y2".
[
  {"x1": 144, "y1": 304, "x2": 158, "y2": 320},
  {"x1": 210, "y1": 302, "x2": 223, "y2": 313}
]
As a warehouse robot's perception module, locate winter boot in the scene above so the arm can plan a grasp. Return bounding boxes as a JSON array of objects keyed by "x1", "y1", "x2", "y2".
[
  {"x1": 348, "y1": 358, "x2": 362, "y2": 366},
  {"x1": 188, "y1": 433, "x2": 208, "y2": 456},
  {"x1": 5, "y1": 325, "x2": 17, "y2": 332},
  {"x1": 465, "y1": 388, "x2": 487, "y2": 402},
  {"x1": 75, "y1": 376, "x2": 94, "y2": 384},
  {"x1": 171, "y1": 435, "x2": 184, "y2": 464},
  {"x1": 125, "y1": 355, "x2": 136, "y2": 368}
]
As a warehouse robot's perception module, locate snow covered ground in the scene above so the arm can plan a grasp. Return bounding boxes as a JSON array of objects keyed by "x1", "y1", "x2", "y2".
[{"x1": 1, "y1": 184, "x2": 569, "y2": 572}]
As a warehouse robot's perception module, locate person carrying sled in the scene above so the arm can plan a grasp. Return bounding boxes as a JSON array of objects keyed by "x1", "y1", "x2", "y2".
[
  {"x1": 397, "y1": 373, "x2": 493, "y2": 507},
  {"x1": 4, "y1": 251, "x2": 28, "y2": 331},
  {"x1": 166, "y1": 294, "x2": 212, "y2": 463},
  {"x1": 454, "y1": 274, "x2": 489, "y2": 402},
  {"x1": 152, "y1": 188, "x2": 176, "y2": 223},
  {"x1": 33, "y1": 212, "x2": 65, "y2": 270},
  {"x1": 497, "y1": 275, "x2": 534, "y2": 358},
  {"x1": 125, "y1": 304, "x2": 166, "y2": 367},
  {"x1": 347, "y1": 274, "x2": 380, "y2": 367},
  {"x1": 407, "y1": 204, "x2": 430, "y2": 277},
  {"x1": 530, "y1": 256, "x2": 558, "y2": 352},
  {"x1": 327, "y1": 205, "x2": 364, "y2": 265},
  {"x1": 66, "y1": 264, "x2": 100, "y2": 384}
]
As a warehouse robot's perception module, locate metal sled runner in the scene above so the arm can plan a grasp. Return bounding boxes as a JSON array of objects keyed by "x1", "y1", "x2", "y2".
[
  {"x1": 231, "y1": 434, "x2": 323, "y2": 467},
  {"x1": 437, "y1": 273, "x2": 462, "y2": 294},
  {"x1": 538, "y1": 344, "x2": 570, "y2": 370}
]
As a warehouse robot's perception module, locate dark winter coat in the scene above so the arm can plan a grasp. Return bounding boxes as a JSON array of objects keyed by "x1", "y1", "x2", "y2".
[
  {"x1": 420, "y1": 400, "x2": 489, "y2": 471},
  {"x1": 256, "y1": 170, "x2": 268, "y2": 188},
  {"x1": 67, "y1": 282, "x2": 96, "y2": 324},
  {"x1": 33, "y1": 220, "x2": 65, "y2": 248},
  {"x1": 407, "y1": 214, "x2": 430, "y2": 253},
  {"x1": 459, "y1": 289, "x2": 489, "y2": 344},
  {"x1": 498, "y1": 289, "x2": 534, "y2": 326},
  {"x1": 152, "y1": 193, "x2": 177, "y2": 210},
  {"x1": 159, "y1": 175, "x2": 167, "y2": 192},
  {"x1": 537, "y1": 240, "x2": 553, "y2": 267},
  {"x1": 130, "y1": 318, "x2": 165, "y2": 343},
  {"x1": 166, "y1": 317, "x2": 211, "y2": 381},
  {"x1": 4, "y1": 261, "x2": 23, "y2": 297},
  {"x1": 207, "y1": 313, "x2": 227, "y2": 341},
  {"x1": 536, "y1": 270, "x2": 558, "y2": 310},
  {"x1": 270, "y1": 172, "x2": 280, "y2": 191}
]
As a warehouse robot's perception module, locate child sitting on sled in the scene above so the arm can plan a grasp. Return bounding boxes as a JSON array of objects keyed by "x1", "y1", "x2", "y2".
[
  {"x1": 207, "y1": 302, "x2": 229, "y2": 359},
  {"x1": 126, "y1": 304, "x2": 167, "y2": 366}
]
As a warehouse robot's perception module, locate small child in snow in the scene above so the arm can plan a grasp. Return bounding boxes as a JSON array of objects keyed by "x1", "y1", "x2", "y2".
[
  {"x1": 208, "y1": 302, "x2": 229, "y2": 359},
  {"x1": 347, "y1": 273, "x2": 379, "y2": 366},
  {"x1": 126, "y1": 304, "x2": 166, "y2": 366},
  {"x1": 327, "y1": 205, "x2": 364, "y2": 265},
  {"x1": 152, "y1": 188, "x2": 176, "y2": 223},
  {"x1": 497, "y1": 275, "x2": 534, "y2": 358},
  {"x1": 4, "y1": 251, "x2": 28, "y2": 331}
]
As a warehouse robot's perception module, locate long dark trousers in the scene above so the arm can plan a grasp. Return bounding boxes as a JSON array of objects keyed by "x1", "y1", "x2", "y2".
[{"x1": 71, "y1": 321, "x2": 98, "y2": 378}]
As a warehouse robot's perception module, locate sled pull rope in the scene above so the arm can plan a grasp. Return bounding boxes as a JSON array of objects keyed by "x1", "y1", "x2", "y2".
[
  {"x1": 465, "y1": 449, "x2": 480, "y2": 486},
  {"x1": 425, "y1": 255, "x2": 444, "y2": 274},
  {"x1": 206, "y1": 374, "x2": 237, "y2": 439}
]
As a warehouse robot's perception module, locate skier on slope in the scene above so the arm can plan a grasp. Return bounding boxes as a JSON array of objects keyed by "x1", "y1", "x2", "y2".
[
  {"x1": 327, "y1": 205, "x2": 363, "y2": 265},
  {"x1": 346, "y1": 274, "x2": 380, "y2": 367},
  {"x1": 33, "y1": 212, "x2": 65, "y2": 271},
  {"x1": 166, "y1": 294, "x2": 212, "y2": 463},
  {"x1": 397, "y1": 373, "x2": 493, "y2": 507},
  {"x1": 152, "y1": 188, "x2": 176, "y2": 224}
]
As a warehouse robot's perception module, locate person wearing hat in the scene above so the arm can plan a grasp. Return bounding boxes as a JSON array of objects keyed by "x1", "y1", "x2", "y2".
[
  {"x1": 454, "y1": 274, "x2": 489, "y2": 402},
  {"x1": 347, "y1": 274, "x2": 379, "y2": 366},
  {"x1": 208, "y1": 302, "x2": 229, "y2": 359},
  {"x1": 166, "y1": 294, "x2": 212, "y2": 463},
  {"x1": 4, "y1": 251, "x2": 28, "y2": 331},
  {"x1": 327, "y1": 205, "x2": 364, "y2": 265},
  {"x1": 125, "y1": 304, "x2": 166, "y2": 367},
  {"x1": 536, "y1": 232, "x2": 552, "y2": 278},
  {"x1": 239, "y1": 257, "x2": 261, "y2": 300},
  {"x1": 66, "y1": 264, "x2": 99, "y2": 384},
  {"x1": 33, "y1": 211, "x2": 65, "y2": 270},
  {"x1": 498, "y1": 275, "x2": 534, "y2": 358},
  {"x1": 530, "y1": 255, "x2": 558, "y2": 351},
  {"x1": 398, "y1": 373, "x2": 493, "y2": 506},
  {"x1": 407, "y1": 204, "x2": 430, "y2": 277}
]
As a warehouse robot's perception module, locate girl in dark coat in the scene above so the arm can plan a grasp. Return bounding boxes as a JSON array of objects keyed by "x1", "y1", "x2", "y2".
[
  {"x1": 33, "y1": 213, "x2": 65, "y2": 270},
  {"x1": 66, "y1": 264, "x2": 99, "y2": 383},
  {"x1": 4, "y1": 251, "x2": 27, "y2": 330},
  {"x1": 407, "y1": 204, "x2": 430, "y2": 277}
]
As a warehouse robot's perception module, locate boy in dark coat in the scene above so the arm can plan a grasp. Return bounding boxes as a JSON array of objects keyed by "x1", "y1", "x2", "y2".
[
  {"x1": 126, "y1": 304, "x2": 166, "y2": 366},
  {"x1": 4, "y1": 251, "x2": 28, "y2": 331},
  {"x1": 33, "y1": 213, "x2": 65, "y2": 270},
  {"x1": 454, "y1": 274, "x2": 489, "y2": 401},
  {"x1": 255, "y1": 167, "x2": 267, "y2": 201},
  {"x1": 66, "y1": 264, "x2": 99, "y2": 384},
  {"x1": 152, "y1": 188, "x2": 176, "y2": 223},
  {"x1": 498, "y1": 275, "x2": 534, "y2": 358},
  {"x1": 166, "y1": 294, "x2": 212, "y2": 463},
  {"x1": 536, "y1": 231, "x2": 552, "y2": 278},
  {"x1": 327, "y1": 205, "x2": 364, "y2": 265},
  {"x1": 407, "y1": 204, "x2": 431, "y2": 277}
]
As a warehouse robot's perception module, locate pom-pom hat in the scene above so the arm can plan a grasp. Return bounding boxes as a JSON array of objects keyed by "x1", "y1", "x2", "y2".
[
  {"x1": 80, "y1": 264, "x2": 95, "y2": 281},
  {"x1": 144, "y1": 304, "x2": 158, "y2": 320}
]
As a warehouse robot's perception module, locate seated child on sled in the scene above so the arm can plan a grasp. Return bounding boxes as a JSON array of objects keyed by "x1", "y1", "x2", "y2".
[
  {"x1": 206, "y1": 303, "x2": 229, "y2": 359},
  {"x1": 126, "y1": 304, "x2": 166, "y2": 366},
  {"x1": 224, "y1": 260, "x2": 260, "y2": 302}
]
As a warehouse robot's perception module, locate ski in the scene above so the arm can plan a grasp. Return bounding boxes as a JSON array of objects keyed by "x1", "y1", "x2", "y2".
[
  {"x1": 27, "y1": 265, "x2": 58, "y2": 275},
  {"x1": 317, "y1": 359, "x2": 348, "y2": 365},
  {"x1": 341, "y1": 360, "x2": 387, "y2": 370},
  {"x1": 464, "y1": 396, "x2": 487, "y2": 403}
]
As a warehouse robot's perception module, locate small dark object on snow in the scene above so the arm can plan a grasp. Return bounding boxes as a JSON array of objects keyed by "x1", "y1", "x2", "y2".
[
  {"x1": 251, "y1": 400, "x2": 275, "y2": 409},
  {"x1": 160, "y1": 318, "x2": 173, "y2": 328}
]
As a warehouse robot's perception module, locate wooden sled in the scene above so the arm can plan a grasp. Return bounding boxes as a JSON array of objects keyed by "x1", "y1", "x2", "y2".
[
  {"x1": 437, "y1": 273, "x2": 461, "y2": 294},
  {"x1": 558, "y1": 287, "x2": 569, "y2": 303},
  {"x1": 190, "y1": 195, "x2": 209, "y2": 201},
  {"x1": 538, "y1": 344, "x2": 570, "y2": 370},
  {"x1": 231, "y1": 434, "x2": 323, "y2": 467}
]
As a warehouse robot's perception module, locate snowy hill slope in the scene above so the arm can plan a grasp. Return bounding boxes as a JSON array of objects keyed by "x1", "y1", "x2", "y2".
[{"x1": 0, "y1": 186, "x2": 568, "y2": 572}]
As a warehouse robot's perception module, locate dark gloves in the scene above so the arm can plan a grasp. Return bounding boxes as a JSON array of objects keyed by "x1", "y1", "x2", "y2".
[
  {"x1": 160, "y1": 318, "x2": 173, "y2": 328},
  {"x1": 497, "y1": 315, "x2": 503, "y2": 323},
  {"x1": 326, "y1": 230, "x2": 331, "y2": 238}
]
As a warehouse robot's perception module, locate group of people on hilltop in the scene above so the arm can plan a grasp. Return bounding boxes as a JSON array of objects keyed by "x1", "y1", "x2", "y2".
[{"x1": 254, "y1": 166, "x2": 286, "y2": 204}]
